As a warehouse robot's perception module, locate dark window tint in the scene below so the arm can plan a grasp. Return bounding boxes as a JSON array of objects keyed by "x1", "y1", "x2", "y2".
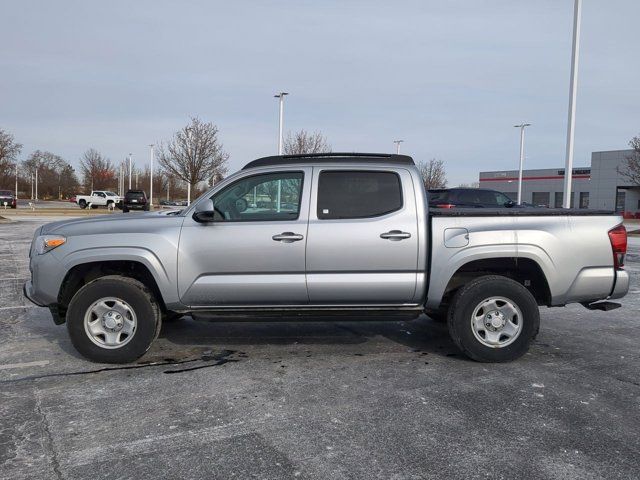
[
  {"x1": 428, "y1": 190, "x2": 450, "y2": 203},
  {"x1": 317, "y1": 171, "x2": 403, "y2": 219}
]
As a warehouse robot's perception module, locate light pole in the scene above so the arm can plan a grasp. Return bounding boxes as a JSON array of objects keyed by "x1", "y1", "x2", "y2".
[
  {"x1": 514, "y1": 123, "x2": 531, "y2": 205},
  {"x1": 563, "y1": 0, "x2": 582, "y2": 209},
  {"x1": 274, "y1": 92, "x2": 288, "y2": 213},
  {"x1": 274, "y1": 92, "x2": 289, "y2": 155},
  {"x1": 149, "y1": 144, "x2": 154, "y2": 208},
  {"x1": 15, "y1": 163, "x2": 18, "y2": 199},
  {"x1": 185, "y1": 128, "x2": 193, "y2": 205},
  {"x1": 34, "y1": 164, "x2": 38, "y2": 201},
  {"x1": 393, "y1": 140, "x2": 404, "y2": 154},
  {"x1": 128, "y1": 153, "x2": 132, "y2": 190}
]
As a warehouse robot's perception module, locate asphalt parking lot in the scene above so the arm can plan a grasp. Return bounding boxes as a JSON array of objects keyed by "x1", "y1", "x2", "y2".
[{"x1": 1, "y1": 217, "x2": 639, "y2": 480}]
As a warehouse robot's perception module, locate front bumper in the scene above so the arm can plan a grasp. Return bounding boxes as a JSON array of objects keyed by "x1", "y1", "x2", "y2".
[{"x1": 23, "y1": 280, "x2": 45, "y2": 307}]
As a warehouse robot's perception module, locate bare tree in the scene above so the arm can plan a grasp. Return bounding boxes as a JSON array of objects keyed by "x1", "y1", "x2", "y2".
[
  {"x1": 0, "y1": 128, "x2": 22, "y2": 190},
  {"x1": 417, "y1": 158, "x2": 447, "y2": 189},
  {"x1": 80, "y1": 149, "x2": 116, "y2": 191},
  {"x1": 618, "y1": 135, "x2": 640, "y2": 185},
  {"x1": 23, "y1": 150, "x2": 79, "y2": 199},
  {"x1": 283, "y1": 130, "x2": 331, "y2": 155},
  {"x1": 158, "y1": 117, "x2": 229, "y2": 193}
]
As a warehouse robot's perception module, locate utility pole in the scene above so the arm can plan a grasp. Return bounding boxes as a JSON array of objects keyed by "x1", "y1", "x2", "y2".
[
  {"x1": 15, "y1": 163, "x2": 18, "y2": 199},
  {"x1": 562, "y1": 0, "x2": 582, "y2": 208},
  {"x1": 274, "y1": 92, "x2": 288, "y2": 213},
  {"x1": 393, "y1": 140, "x2": 404, "y2": 154},
  {"x1": 128, "y1": 153, "x2": 132, "y2": 190},
  {"x1": 149, "y1": 144, "x2": 154, "y2": 208},
  {"x1": 514, "y1": 123, "x2": 531, "y2": 205},
  {"x1": 35, "y1": 165, "x2": 38, "y2": 201}
]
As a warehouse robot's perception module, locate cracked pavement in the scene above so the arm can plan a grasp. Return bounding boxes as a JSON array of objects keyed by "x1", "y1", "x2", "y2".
[{"x1": 1, "y1": 217, "x2": 639, "y2": 479}]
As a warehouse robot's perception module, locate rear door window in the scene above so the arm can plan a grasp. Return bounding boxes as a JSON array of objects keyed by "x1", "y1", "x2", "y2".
[{"x1": 317, "y1": 171, "x2": 403, "y2": 219}]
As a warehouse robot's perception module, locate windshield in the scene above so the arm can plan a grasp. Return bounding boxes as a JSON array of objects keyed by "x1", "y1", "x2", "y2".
[{"x1": 105, "y1": 191, "x2": 118, "y2": 196}]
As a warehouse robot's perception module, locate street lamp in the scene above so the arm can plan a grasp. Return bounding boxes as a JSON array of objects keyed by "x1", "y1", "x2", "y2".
[
  {"x1": 562, "y1": 0, "x2": 582, "y2": 209},
  {"x1": 149, "y1": 144, "x2": 154, "y2": 208},
  {"x1": 393, "y1": 140, "x2": 404, "y2": 155},
  {"x1": 514, "y1": 123, "x2": 531, "y2": 205},
  {"x1": 274, "y1": 92, "x2": 289, "y2": 155},
  {"x1": 128, "y1": 153, "x2": 133, "y2": 190},
  {"x1": 185, "y1": 127, "x2": 195, "y2": 206},
  {"x1": 274, "y1": 92, "x2": 289, "y2": 213}
]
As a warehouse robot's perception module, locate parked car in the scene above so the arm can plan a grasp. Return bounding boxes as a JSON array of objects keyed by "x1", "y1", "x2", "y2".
[
  {"x1": 0, "y1": 190, "x2": 17, "y2": 209},
  {"x1": 122, "y1": 190, "x2": 149, "y2": 213},
  {"x1": 429, "y1": 188, "x2": 516, "y2": 209},
  {"x1": 69, "y1": 195, "x2": 77, "y2": 204},
  {"x1": 24, "y1": 153, "x2": 629, "y2": 364},
  {"x1": 75, "y1": 191, "x2": 121, "y2": 209}
]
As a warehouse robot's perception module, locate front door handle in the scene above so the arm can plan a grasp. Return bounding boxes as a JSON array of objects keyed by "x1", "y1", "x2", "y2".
[
  {"x1": 380, "y1": 230, "x2": 411, "y2": 241},
  {"x1": 272, "y1": 232, "x2": 304, "y2": 243}
]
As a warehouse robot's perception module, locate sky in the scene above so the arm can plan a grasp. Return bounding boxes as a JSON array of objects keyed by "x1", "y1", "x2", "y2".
[{"x1": 1, "y1": 0, "x2": 639, "y2": 186}]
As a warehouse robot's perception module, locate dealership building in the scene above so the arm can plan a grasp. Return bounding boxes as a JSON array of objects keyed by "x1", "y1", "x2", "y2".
[{"x1": 479, "y1": 149, "x2": 639, "y2": 214}]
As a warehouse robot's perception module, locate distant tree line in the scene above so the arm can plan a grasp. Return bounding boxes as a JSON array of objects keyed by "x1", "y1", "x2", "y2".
[{"x1": 2, "y1": 122, "x2": 462, "y2": 201}]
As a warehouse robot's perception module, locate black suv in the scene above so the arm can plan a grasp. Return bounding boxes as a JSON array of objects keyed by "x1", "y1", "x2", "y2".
[
  {"x1": 122, "y1": 190, "x2": 149, "y2": 212},
  {"x1": 428, "y1": 188, "x2": 516, "y2": 209},
  {"x1": 0, "y1": 190, "x2": 17, "y2": 209}
]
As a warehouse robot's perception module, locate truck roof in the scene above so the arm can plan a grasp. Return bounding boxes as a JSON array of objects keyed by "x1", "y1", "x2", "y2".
[{"x1": 243, "y1": 152, "x2": 415, "y2": 170}]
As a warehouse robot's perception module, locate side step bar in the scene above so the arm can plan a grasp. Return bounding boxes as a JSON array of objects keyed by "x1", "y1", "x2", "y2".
[{"x1": 581, "y1": 301, "x2": 621, "y2": 311}]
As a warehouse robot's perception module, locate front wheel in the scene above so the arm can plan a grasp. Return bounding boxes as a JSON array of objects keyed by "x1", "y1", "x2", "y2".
[
  {"x1": 66, "y1": 276, "x2": 161, "y2": 363},
  {"x1": 447, "y1": 275, "x2": 539, "y2": 362}
]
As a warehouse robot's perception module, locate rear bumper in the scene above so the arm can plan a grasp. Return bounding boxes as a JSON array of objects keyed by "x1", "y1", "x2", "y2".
[{"x1": 609, "y1": 270, "x2": 630, "y2": 300}]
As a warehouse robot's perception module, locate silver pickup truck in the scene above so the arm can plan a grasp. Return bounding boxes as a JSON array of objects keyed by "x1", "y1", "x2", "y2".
[{"x1": 24, "y1": 153, "x2": 630, "y2": 364}]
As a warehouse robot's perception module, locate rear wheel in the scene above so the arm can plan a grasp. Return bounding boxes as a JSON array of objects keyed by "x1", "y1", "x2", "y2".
[
  {"x1": 66, "y1": 275, "x2": 161, "y2": 363},
  {"x1": 447, "y1": 275, "x2": 539, "y2": 362},
  {"x1": 123, "y1": 206, "x2": 129, "y2": 213},
  {"x1": 78, "y1": 199, "x2": 87, "y2": 209}
]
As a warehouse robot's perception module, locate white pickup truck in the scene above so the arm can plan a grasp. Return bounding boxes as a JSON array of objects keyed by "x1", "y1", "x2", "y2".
[{"x1": 75, "y1": 191, "x2": 121, "y2": 209}]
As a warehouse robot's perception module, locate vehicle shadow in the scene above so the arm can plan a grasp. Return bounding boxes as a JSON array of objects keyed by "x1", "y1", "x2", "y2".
[{"x1": 156, "y1": 313, "x2": 464, "y2": 360}]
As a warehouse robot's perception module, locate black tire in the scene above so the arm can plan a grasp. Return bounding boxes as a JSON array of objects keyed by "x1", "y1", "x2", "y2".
[
  {"x1": 144, "y1": 205, "x2": 150, "y2": 212},
  {"x1": 78, "y1": 200, "x2": 87, "y2": 209},
  {"x1": 123, "y1": 206, "x2": 129, "y2": 213},
  {"x1": 66, "y1": 275, "x2": 161, "y2": 363},
  {"x1": 447, "y1": 275, "x2": 539, "y2": 363}
]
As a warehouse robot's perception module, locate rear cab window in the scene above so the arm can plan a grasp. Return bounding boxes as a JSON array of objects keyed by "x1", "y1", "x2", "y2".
[{"x1": 316, "y1": 170, "x2": 403, "y2": 219}]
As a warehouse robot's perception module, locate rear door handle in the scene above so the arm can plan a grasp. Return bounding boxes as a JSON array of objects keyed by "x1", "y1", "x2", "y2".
[
  {"x1": 380, "y1": 230, "x2": 412, "y2": 241},
  {"x1": 272, "y1": 232, "x2": 304, "y2": 243}
]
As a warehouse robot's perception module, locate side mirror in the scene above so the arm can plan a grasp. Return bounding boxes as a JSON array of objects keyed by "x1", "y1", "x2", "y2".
[
  {"x1": 504, "y1": 200, "x2": 515, "y2": 208},
  {"x1": 192, "y1": 199, "x2": 224, "y2": 223}
]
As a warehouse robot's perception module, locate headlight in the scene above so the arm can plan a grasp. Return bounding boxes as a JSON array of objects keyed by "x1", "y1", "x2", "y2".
[{"x1": 35, "y1": 235, "x2": 66, "y2": 255}]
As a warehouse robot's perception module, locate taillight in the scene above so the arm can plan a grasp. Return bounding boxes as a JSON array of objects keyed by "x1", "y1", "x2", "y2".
[
  {"x1": 608, "y1": 225, "x2": 627, "y2": 269},
  {"x1": 436, "y1": 204, "x2": 456, "y2": 209}
]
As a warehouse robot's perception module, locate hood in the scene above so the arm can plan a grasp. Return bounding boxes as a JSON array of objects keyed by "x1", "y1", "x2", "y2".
[{"x1": 41, "y1": 211, "x2": 184, "y2": 236}]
